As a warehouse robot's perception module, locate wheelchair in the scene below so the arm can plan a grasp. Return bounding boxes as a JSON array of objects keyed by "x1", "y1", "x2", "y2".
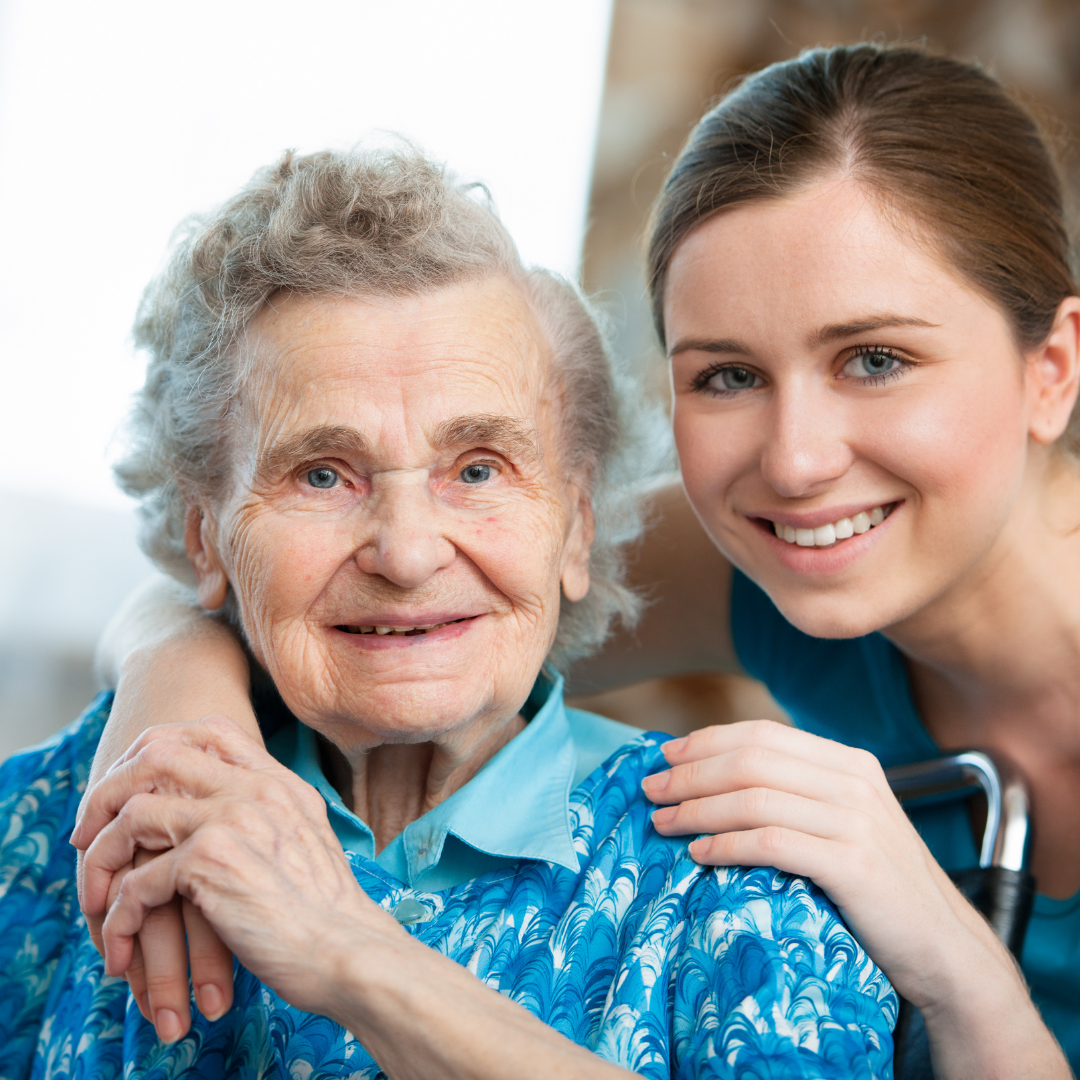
[{"x1": 885, "y1": 751, "x2": 1035, "y2": 1079}]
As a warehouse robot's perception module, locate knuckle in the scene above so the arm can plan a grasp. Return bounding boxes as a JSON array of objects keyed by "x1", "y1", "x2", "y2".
[
  {"x1": 735, "y1": 744, "x2": 768, "y2": 778},
  {"x1": 759, "y1": 825, "x2": 788, "y2": 855},
  {"x1": 742, "y1": 786, "x2": 772, "y2": 817}
]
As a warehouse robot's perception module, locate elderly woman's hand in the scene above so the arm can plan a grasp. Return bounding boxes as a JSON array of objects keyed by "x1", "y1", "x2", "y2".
[
  {"x1": 74, "y1": 717, "x2": 381, "y2": 1016},
  {"x1": 72, "y1": 717, "x2": 637, "y2": 1080},
  {"x1": 643, "y1": 719, "x2": 1066, "y2": 1079}
]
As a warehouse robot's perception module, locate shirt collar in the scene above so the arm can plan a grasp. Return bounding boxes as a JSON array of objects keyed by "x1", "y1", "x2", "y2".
[{"x1": 267, "y1": 671, "x2": 579, "y2": 885}]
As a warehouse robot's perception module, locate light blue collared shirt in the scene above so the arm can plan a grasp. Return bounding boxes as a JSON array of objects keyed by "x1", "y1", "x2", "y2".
[{"x1": 266, "y1": 672, "x2": 640, "y2": 890}]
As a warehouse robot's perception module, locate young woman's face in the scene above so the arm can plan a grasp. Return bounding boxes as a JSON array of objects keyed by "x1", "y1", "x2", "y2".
[{"x1": 665, "y1": 177, "x2": 1050, "y2": 638}]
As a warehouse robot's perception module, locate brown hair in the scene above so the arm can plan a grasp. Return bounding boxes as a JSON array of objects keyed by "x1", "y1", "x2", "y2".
[{"x1": 647, "y1": 43, "x2": 1078, "y2": 427}]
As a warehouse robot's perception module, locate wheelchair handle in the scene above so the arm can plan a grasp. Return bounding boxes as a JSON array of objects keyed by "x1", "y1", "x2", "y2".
[{"x1": 885, "y1": 750, "x2": 1030, "y2": 871}]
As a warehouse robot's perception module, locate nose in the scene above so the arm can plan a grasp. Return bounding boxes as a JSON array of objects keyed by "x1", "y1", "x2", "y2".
[
  {"x1": 354, "y1": 472, "x2": 456, "y2": 589},
  {"x1": 758, "y1": 385, "x2": 854, "y2": 498}
]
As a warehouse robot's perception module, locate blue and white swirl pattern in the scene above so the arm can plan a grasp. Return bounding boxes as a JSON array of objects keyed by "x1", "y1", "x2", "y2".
[{"x1": 0, "y1": 694, "x2": 895, "y2": 1079}]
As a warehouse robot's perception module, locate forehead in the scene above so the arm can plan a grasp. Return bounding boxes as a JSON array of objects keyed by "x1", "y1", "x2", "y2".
[
  {"x1": 244, "y1": 278, "x2": 549, "y2": 427},
  {"x1": 665, "y1": 178, "x2": 979, "y2": 336}
]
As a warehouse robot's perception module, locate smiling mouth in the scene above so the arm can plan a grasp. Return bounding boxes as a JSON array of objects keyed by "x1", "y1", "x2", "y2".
[
  {"x1": 765, "y1": 503, "x2": 897, "y2": 549},
  {"x1": 335, "y1": 616, "x2": 476, "y2": 637}
]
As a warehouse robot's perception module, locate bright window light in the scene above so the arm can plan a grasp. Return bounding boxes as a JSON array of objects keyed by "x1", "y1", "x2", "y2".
[{"x1": 0, "y1": 0, "x2": 612, "y2": 508}]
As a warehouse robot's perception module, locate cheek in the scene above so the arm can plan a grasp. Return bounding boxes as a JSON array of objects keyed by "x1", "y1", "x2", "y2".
[
  {"x1": 859, "y1": 369, "x2": 1030, "y2": 517},
  {"x1": 673, "y1": 399, "x2": 759, "y2": 509},
  {"x1": 227, "y1": 509, "x2": 353, "y2": 627},
  {"x1": 463, "y1": 509, "x2": 565, "y2": 616}
]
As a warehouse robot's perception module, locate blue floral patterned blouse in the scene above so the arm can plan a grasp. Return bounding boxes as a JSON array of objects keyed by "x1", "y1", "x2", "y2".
[{"x1": 0, "y1": 693, "x2": 896, "y2": 1079}]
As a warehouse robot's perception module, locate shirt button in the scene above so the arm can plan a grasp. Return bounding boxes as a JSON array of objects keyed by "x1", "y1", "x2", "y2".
[{"x1": 392, "y1": 898, "x2": 431, "y2": 925}]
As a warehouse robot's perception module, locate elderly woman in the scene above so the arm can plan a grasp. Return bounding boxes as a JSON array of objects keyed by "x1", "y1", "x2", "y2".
[{"x1": 0, "y1": 149, "x2": 894, "y2": 1079}]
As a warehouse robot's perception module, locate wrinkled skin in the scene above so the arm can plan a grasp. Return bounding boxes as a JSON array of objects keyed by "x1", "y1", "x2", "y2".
[{"x1": 75, "y1": 278, "x2": 600, "y2": 1054}]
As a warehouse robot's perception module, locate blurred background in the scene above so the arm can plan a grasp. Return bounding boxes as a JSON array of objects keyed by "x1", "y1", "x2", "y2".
[{"x1": 4, "y1": 0, "x2": 1080, "y2": 759}]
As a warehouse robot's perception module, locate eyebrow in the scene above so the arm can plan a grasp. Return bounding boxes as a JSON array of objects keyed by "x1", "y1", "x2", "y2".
[
  {"x1": 432, "y1": 414, "x2": 540, "y2": 462},
  {"x1": 668, "y1": 315, "x2": 940, "y2": 360},
  {"x1": 808, "y1": 314, "x2": 940, "y2": 348},
  {"x1": 257, "y1": 414, "x2": 540, "y2": 477},
  {"x1": 258, "y1": 425, "x2": 371, "y2": 477}
]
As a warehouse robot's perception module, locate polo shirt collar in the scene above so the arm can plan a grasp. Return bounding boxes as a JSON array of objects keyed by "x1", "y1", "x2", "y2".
[{"x1": 269, "y1": 671, "x2": 579, "y2": 885}]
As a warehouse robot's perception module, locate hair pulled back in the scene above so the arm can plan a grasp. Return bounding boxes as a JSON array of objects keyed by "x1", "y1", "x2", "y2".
[{"x1": 647, "y1": 43, "x2": 1078, "y2": 442}]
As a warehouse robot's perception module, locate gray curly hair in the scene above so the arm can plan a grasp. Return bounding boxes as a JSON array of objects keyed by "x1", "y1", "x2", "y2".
[{"x1": 115, "y1": 147, "x2": 651, "y2": 668}]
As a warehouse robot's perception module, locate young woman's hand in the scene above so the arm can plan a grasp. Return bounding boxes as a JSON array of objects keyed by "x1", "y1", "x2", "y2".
[{"x1": 643, "y1": 720, "x2": 1069, "y2": 1079}]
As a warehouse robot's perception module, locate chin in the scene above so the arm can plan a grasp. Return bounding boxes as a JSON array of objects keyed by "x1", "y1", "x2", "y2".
[
  {"x1": 764, "y1": 581, "x2": 914, "y2": 641},
  {"x1": 300, "y1": 674, "x2": 511, "y2": 744}
]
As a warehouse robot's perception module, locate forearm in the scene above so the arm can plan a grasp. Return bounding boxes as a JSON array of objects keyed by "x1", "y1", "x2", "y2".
[
  {"x1": 918, "y1": 902, "x2": 1068, "y2": 1079},
  {"x1": 90, "y1": 576, "x2": 259, "y2": 789},
  {"x1": 329, "y1": 928, "x2": 634, "y2": 1080}
]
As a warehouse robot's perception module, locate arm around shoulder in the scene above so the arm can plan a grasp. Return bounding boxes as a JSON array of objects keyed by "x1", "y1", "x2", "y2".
[{"x1": 91, "y1": 574, "x2": 260, "y2": 787}]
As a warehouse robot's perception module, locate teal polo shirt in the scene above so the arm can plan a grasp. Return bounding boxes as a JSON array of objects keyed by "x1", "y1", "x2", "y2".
[{"x1": 266, "y1": 672, "x2": 640, "y2": 891}]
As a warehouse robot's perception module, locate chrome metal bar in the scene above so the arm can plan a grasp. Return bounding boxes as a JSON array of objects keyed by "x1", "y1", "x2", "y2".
[{"x1": 884, "y1": 750, "x2": 1030, "y2": 871}]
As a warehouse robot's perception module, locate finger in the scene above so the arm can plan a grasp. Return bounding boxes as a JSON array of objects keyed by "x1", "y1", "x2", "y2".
[
  {"x1": 82, "y1": 793, "x2": 208, "y2": 917},
  {"x1": 102, "y1": 849, "x2": 185, "y2": 976},
  {"x1": 184, "y1": 899, "x2": 234, "y2": 1021},
  {"x1": 72, "y1": 737, "x2": 242, "y2": 850},
  {"x1": 132, "y1": 846, "x2": 194, "y2": 1045},
  {"x1": 139, "y1": 895, "x2": 193, "y2": 1044},
  {"x1": 687, "y1": 824, "x2": 842, "y2": 883},
  {"x1": 641, "y1": 743, "x2": 888, "y2": 814},
  {"x1": 650, "y1": 787, "x2": 854, "y2": 841},
  {"x1": 657, "y1": 720, "x2": 887, "y2": 785},
  {"x1": 125, "y1": 936, "x2": 152, "y2": 1022}
]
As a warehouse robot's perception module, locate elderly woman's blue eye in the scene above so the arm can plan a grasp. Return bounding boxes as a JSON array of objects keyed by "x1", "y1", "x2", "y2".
[
  {"x1": 460, "y1": 464, "x2": 492, "y2": 484},
  {"x1": 307, "y1": 467, "x2": 339, "y2": 489}
]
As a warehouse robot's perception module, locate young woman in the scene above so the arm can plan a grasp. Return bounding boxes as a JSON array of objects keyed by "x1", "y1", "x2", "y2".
[{"x1": 85, "y1": 43, "x2": 1077, "y2": 1077}]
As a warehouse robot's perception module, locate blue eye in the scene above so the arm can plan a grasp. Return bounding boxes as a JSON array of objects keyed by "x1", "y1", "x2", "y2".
[
  {"x1": 307, "y1": 467, "x2": 339, "y2": 489},
  {"x1": 843, "y1": 348, "x2": 904, "y2": 380},
  {"x1": 460, "y1": 464, "x2": 491, "y2": 484}
]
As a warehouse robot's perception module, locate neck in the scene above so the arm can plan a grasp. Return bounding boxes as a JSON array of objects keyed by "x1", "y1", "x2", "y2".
[
  {"x1": 884, "y1": 452, "x2": 1080, "y2": 896},
  {"x1": 319, "y1": 712, "x2": 526, "y2": 852}
]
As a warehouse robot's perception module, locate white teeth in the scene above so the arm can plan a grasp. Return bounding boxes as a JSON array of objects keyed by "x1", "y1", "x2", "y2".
[
  {"x1": 772, "y1": 505, "x2": 891, "y2": 548},
  {"x1": 344, "y1": 620, "x2": 454, "y2": 637}
]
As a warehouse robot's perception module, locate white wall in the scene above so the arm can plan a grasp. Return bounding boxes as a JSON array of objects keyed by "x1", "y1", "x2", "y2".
[{"x1": 0, "y1": 0, "x2": 613, "y2": 755}]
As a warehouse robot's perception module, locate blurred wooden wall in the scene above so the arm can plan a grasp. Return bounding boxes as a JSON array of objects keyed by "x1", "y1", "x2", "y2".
[{"x1": 569, "y1": 0, "x2": 1080, "y2": 735}]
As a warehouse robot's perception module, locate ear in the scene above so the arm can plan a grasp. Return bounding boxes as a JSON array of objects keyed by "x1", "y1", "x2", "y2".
[
  {"x1": 1027, "y1": 297, "x2": 1080, "y2": 444},
  {"x1": 560, "y1": 484, "x2": 595, "y2": 604},
  {"x1": 184, "y1": 504, "x2": 229, "y2": 611}
]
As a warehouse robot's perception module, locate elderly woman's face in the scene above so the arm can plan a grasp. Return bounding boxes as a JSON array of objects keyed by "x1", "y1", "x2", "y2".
[{"x1": 190, "y1": 279, "x2": 591, "y2": 749}]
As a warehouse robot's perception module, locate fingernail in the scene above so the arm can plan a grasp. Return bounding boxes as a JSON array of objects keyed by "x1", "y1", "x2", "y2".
[
  {"x1": 641, "y1": 770, "x2": 670, "y2": 796},
  {"x1": 664, "y1": 737, "x2": 687, "y2": 758},
  {"x1": 688, "y1": 838, "x2": 707, "y2": 861},
  {"x1": 197, "y1": 983, "x2": 226, "y2": 1021},
  {"x1": 68, "y1": 822, "x2": 83, "y2": 847},
  {"x1": 651, "y1": 805, "x2": 677, "y2": 827},
  {"x1": 155, "y1": 1008, "x2": 182, "y2": 1044}
]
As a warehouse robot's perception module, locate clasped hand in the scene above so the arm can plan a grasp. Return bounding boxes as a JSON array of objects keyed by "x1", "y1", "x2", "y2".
[{"x1": 71, "y1": 716, "x2": 401, "y2": 1043}]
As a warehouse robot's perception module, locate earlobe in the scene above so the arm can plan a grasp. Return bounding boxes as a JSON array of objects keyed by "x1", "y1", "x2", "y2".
[
  {"x1": 561, "y1": 489, "x2": 594, "y2": 604},
  {"x1": 184, "y1": 505, "x2": 229, "y2": 611},
  {"x1": 1028, "y1": 297, "x2": 1080, "y2": 445}
]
